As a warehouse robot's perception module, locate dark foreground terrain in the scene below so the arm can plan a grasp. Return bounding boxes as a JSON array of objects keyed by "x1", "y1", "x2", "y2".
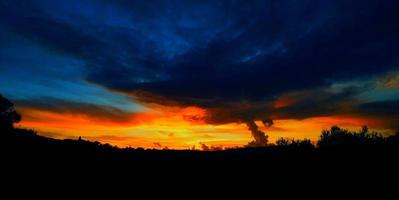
[{"x1": 1, "y1": 127, "x2": 399, "y2": 199}]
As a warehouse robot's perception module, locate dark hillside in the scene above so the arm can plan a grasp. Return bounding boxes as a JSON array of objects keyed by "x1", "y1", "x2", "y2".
[{"x1": 1, "y1": 127, "x2": 398, "y2": 199}]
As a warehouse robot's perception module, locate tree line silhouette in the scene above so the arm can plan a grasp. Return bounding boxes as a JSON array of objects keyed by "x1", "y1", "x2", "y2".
[{"x1": 1, "y1": 94, "x2": 398, "y2": 199}]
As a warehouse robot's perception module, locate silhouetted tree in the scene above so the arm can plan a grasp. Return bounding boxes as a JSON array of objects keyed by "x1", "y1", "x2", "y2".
[
  {"x1": 317, "y1": 126, "x2": 385, "y2": 148},
  {"x1": 0, "y1": 94, "x2": 21, "y2": 130}
]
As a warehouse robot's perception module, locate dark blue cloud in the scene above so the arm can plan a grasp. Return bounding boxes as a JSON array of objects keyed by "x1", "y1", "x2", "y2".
[
  {"x1": 16, "y1": 97, "x2": 135, "y2": 123},
  {"x1": 1, "y1": 0, "x2": 399, "y2": 124}
]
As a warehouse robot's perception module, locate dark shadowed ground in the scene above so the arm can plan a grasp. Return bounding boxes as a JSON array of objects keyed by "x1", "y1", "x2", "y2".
[{"x1": 1, "y1": 128, "x2": 398, "y2": 199}]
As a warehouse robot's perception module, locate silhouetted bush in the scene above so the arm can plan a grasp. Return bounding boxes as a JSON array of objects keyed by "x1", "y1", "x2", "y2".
[
  {"x1": 276, "y1": 138, "x2": 314, "y2": 149},
  {"x1": 0, "y1": 95, "x2": 21, "y2": 130},
  {"x1": 317, "y1": 126, "x2": 386, "y2": 148}
]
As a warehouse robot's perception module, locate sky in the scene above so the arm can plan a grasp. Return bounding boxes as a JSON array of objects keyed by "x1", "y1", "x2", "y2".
[{"x1": 1, "y1": 0, "x2": 399, "y2": 149}]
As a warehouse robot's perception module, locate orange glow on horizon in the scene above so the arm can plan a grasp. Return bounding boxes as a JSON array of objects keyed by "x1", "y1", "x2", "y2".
[{"x1": 16, "y1": 105, "x2": 391, "y2": 150}]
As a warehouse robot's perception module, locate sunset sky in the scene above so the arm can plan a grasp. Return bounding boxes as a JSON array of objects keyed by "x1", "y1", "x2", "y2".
[{"x1": 1, "y1": 0, "x2": 399, "y2": 149}]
